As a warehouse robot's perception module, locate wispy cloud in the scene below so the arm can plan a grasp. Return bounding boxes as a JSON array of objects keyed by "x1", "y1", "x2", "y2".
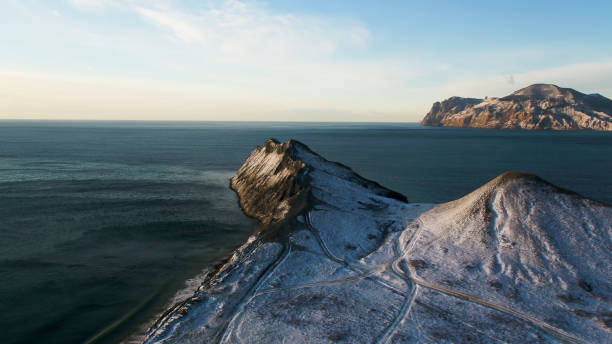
[
  {"x1": 135, "y1": 7, "x2": 212, "y2": 44},
  {"x1": 1, "y1": 1, "x2": 609, "y2": 121},
  {"x1": 68, "y1": 0, "x2": 371, "y2": 60},
  {"x1": 67, "y1": 0, "x2": 118, "y2": 9},
  {"x1": 61, "y1": 0, "x2": 401, "y2": 107}
]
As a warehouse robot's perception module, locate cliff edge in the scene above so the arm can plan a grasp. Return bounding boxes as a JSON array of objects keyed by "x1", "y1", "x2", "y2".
[{"x1": 229, "y1": 139, "x2": 407, "y2": 225}]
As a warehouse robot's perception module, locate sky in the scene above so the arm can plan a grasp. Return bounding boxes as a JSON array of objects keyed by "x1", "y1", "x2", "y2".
[{"x1": 1, "y1": 0, "x2": 611, "y2": 122}]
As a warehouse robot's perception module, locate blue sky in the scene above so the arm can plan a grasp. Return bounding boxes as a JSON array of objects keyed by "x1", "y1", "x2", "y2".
[{"x1": 1, "y1": 0, "x2": 611, "y2": 121}]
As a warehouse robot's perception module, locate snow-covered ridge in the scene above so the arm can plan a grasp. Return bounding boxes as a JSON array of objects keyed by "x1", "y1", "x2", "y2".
[
  {"x1": 421, "y1": 83, "x2": 612, "y2": 130},
  {"x1": 143, "y1": 140, "x2": 612, "y2": 343}
]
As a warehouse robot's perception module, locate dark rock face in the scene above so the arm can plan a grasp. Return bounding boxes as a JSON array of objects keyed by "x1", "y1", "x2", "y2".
[
  {"x1": 230, "y1": 139, "x2": 309, "y2": 226},
  {"x1": 421, "y1": 84, "x2": 612, "y2": 130},
  {"x1": 230, "y1": 138, "x2": 407, "y2": 226}
]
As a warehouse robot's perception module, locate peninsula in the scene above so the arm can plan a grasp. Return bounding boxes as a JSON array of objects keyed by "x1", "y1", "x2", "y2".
[{"x1": 144, "y1": 139, "x2": 612, "y2": 343}]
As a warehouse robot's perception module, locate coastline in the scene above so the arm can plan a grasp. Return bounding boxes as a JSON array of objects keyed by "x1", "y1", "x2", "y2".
[{"x1": 3, "y1": 124, "x2": 611, "y2": 343}]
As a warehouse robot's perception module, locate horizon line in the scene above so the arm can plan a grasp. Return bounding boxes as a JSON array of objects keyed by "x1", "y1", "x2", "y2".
[{"x1": 0, "y1": 118, "x2": 422, "y2": 124}]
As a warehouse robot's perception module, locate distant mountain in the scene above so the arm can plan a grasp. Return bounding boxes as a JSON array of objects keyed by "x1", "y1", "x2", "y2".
[{"x1": 421, "y1": 84, "x2": 612, "y2": 130}]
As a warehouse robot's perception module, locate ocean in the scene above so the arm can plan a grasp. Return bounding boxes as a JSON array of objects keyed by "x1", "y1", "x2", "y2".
[{"x1": 1, "y1": 121, "x2": 610, "y2": 343}]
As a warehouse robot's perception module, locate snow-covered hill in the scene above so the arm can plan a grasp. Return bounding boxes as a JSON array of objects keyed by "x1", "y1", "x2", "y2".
[
  {"x1": 421, "y1": 84, "x2": 612, "y2": 130},
  {"x1": 143, "y1": 139, "x2": 612, "y2": 343}
]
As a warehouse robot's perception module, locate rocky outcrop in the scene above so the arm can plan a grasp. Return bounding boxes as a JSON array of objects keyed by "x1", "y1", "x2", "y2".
[
  {"x1": 421, "y1": 84, "x2": 612, "y2": 130},
  {"x1": 229, "y1": 139, "x2": 309, "y2": 226},
  {"x1": 229, "y1": 139, "x2": 406, "y2": 226},
  {"x1": 144, "y1": 140, "x2": 612, "y2": 343}
]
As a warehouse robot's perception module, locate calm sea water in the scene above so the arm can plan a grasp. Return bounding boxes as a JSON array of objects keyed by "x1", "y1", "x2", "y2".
[{"x1": 1, "y1": 121, "x2": 611, "y2": 343}]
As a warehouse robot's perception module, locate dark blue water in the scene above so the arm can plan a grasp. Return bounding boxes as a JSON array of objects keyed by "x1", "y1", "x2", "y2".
[{"x1": 1, "y1": 121, "x2": 611, "y2": 343}]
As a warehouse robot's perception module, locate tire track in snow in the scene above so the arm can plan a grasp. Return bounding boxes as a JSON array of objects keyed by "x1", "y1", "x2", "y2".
[
  {"x1": 255, "y1": 270, "x2": 382, "y2": 297},
  {"x1": 411, "y1": 277, "x2": 587, "y2": 344},
  {"x1": 376, "y1": 218, "x2": 424, "y2": 343},
  {"x1": 375, "y1": 284, "x2": 418, "y2": 344},
  {"x1": 400, "y1": 219, "x2": 584, "y2": 343},
  {"x1": 217, "y1": 243, "x2": 292, "y2": 344},
  {"x1": 304, "y1": 211, "x2": 408, "y2": 295}
]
